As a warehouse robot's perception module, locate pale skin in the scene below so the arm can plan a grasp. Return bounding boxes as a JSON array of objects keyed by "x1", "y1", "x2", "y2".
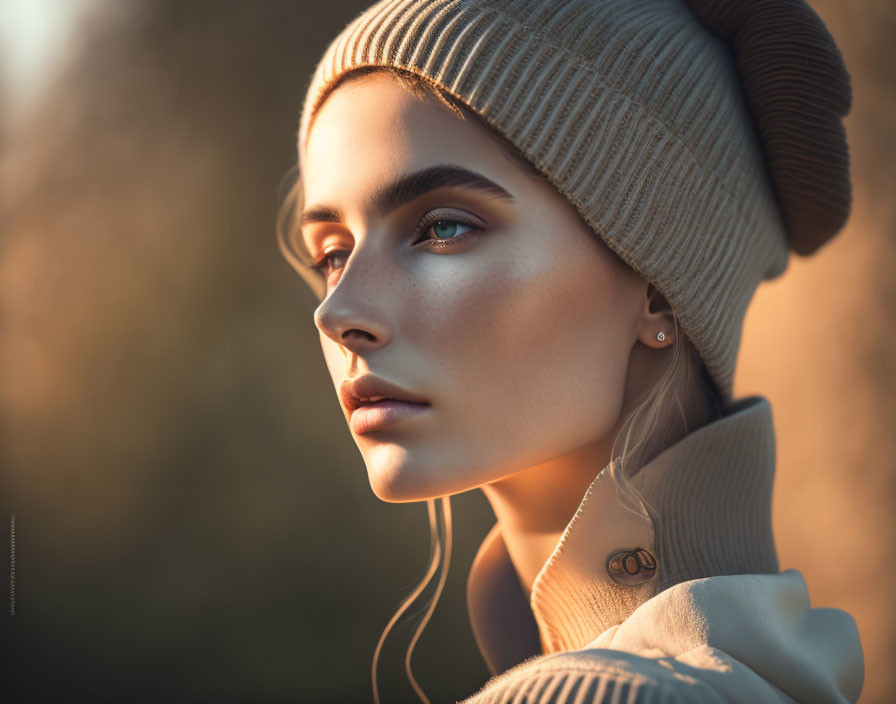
[{"x1": 300, "y1": 73, "x2": 681, "y2": 598}]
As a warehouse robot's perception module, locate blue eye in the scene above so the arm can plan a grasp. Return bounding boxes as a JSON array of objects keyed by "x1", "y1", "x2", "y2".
[
  {"x1": 309, "y1": 212, "x2": 485, "y2": 282},
  {"x1": 309, "y1": 249, "x2": 348, "y2": 279},
  {"x1": 425, "y1": 219, "x2": 477, "y2": 241}
]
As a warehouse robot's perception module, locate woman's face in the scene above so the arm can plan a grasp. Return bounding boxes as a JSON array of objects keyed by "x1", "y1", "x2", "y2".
[{"x1": 301, "y1": 73, "x2": 651, "y2": 503}]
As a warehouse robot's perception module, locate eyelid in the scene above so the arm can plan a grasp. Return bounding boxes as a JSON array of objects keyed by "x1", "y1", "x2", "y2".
[
  {"x1": 309, "y1": 205, "x2": 489, "y2": 279},
  {"x1": 414, "y1": 207, "x2": 486, "y2": 239},
  {"x1": 308, "y1": 231, "x2": 351, "y2": 263}
]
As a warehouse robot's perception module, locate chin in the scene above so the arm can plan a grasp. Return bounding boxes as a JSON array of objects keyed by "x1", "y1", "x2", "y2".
[
  {"x1": 367, "y1": 464, "x2": 442, "y2": 503},
  {"x1": 368, "y1": 472, "x2": 435, "y2": 503},
  {"x1": 363, "y1": 444, "x2": 461, "y2": 503}
]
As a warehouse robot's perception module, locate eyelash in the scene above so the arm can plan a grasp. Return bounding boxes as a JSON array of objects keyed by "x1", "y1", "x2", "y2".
[{"x1": 309, "y1": 211, "x2": 484, "y2": 279}]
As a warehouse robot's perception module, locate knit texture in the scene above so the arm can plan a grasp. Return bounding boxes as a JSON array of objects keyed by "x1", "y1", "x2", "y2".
[
  {"x1": 462, "y1": 396, "x2": 864, "y2": 703},
  {"x1": 460, "y1": 572, "x2": 863, "y2": 703},
  {"x1": 530, "y1": 395, "x2": 778, "y2": 655},
  {"x1": 683, "y1": 0, "x2": 853, "y2": 256},
  {"x1": 293, "y1": 0, "x2": 851, "y2": 399}
]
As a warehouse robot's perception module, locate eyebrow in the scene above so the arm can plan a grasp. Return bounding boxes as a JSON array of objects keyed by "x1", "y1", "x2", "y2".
[{"x1": 299, "y1": 164, "x2": 515, "y2": 227}]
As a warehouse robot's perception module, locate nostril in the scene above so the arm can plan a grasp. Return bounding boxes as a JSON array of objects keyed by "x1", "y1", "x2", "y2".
[{"x1": 342, "y1": 328, "x2": 376, "y2": 342}]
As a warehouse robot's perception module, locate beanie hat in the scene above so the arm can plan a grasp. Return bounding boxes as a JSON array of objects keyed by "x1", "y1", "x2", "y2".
[{"x1": 296, "y1": 0, "x2": 852, "y2": 401}]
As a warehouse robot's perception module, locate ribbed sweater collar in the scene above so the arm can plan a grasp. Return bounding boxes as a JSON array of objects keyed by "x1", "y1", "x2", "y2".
[{"x1": 467, "y1": 395, "x2": 779, "y2": 673}]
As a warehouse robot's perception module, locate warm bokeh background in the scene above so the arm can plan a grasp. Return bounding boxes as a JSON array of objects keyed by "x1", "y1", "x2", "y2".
[{"x1": 0, "y1": 1, "x2": 892, "y2": 702}]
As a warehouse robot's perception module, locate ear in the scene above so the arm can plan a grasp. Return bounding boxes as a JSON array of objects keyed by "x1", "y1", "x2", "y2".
[{"x1": 636, "y1": 283, "x2": 675, "y2": 349}]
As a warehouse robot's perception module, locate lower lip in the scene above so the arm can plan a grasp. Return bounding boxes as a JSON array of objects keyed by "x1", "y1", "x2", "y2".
[{"x1": 350, "y1": 399, "x2": 430, "y2": 435}]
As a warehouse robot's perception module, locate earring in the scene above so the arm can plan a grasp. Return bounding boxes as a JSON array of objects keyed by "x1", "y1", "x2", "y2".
[{"x1": 656, "y1": 331, "x2": 666, "y2": 342}]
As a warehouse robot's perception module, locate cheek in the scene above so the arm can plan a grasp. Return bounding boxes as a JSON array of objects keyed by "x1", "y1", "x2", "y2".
[{"x1": 413, "y1": 233, "x2": 631, "y2": 449}]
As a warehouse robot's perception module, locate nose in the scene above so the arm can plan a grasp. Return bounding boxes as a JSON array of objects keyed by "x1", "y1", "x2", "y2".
[{"x1": 313, "y1": 257, "x2": 392, "y2": 353}]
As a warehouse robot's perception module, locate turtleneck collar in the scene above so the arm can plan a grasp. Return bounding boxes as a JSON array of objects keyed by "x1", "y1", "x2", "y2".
[{"x1": 466, "y1": 394, "x2": 779, "y2": 675}]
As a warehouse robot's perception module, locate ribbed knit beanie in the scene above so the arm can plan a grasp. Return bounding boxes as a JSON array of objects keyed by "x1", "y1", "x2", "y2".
[{"x1": 296, "y1": 0, "x2": 852, "y2": 401}]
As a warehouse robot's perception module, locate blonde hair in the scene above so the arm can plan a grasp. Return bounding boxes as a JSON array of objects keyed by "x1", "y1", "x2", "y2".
[{"x1": 277, "y1": 66, "x2": 723, "y2": 704}]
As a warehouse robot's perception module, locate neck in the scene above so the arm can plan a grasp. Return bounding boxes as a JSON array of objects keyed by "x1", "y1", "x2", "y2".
[
  {"x1": 478, "y1": 378, "x2": 716, "y2": 602},
  {"x1": 480, "y1": 438, "x2": 613, "y2": 598},
  {"x1": 479, "y1": 340, "x2": 720, "y2": 602},
  {"x1": 466, "y1": 394, "x2": 780, "y2": 671}
]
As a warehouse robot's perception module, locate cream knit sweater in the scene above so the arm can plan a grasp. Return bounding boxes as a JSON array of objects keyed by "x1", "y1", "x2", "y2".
[{"x1": 460, "y1": 396, "x2": 864, "y2": 703}]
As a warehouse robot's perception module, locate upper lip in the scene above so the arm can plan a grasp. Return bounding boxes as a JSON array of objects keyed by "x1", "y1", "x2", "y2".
[{"x1": 339, "y1": 375, "x2": 430, "y2": 413}]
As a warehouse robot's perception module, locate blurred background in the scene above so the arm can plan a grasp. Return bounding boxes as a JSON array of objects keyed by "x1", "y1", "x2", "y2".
[{"x1": 0, "y1": 1, "x2": 893, "y2": 702}]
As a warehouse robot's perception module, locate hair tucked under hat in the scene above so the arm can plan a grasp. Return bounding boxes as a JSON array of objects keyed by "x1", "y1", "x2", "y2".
[{"x1": 296, "y1": 0, "x2": 852, "y2": 400}]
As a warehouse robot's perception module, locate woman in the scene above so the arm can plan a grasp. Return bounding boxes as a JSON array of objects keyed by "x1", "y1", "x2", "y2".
[{"x1": 278, "y1": 0, "x2": 865, "y2": 702}]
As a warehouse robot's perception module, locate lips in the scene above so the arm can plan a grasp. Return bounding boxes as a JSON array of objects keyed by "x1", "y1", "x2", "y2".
[
  {"x1": 349, "y1": 399, "x2": 430, "y2": 435},
  {"x1": 338, "y1": 374, "x2": 430, "y2": 415}
]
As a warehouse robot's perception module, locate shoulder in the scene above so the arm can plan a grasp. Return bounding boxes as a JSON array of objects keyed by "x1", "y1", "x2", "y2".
[
  {"x1": 456, "y1": 646, "x2": 790, "y2": 704},
  {"x1": 456, "y1": 649, "x2": 718, "y2": 704}
]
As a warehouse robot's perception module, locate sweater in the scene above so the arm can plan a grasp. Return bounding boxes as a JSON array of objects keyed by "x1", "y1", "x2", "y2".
[{"x1": 460, "y1": 395, "x2": 864, "y2": 703}]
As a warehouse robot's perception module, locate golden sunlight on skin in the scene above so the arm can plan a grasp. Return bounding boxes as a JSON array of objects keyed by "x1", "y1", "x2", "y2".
[{"x1": 301, "y1": 73, "x2": 675, "y2": 593}]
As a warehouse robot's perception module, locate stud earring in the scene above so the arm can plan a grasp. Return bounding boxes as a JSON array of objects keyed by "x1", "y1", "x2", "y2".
[{"x1": 656, "y1": 331, "x2": 666, "y2": 342}]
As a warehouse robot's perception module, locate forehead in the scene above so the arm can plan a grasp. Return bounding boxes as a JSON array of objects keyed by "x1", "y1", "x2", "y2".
[{"x1": 302, "y1": 74, "x2": 513, "y2": 206}]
